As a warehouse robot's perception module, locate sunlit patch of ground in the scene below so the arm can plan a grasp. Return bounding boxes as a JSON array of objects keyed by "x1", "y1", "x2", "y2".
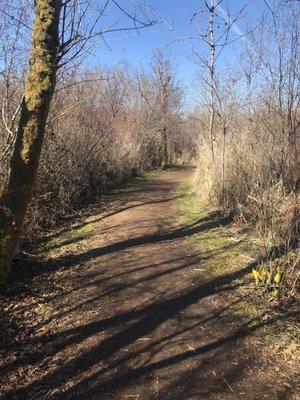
[{"x1": 177, "y1": 177, "x2": 300, "y2": 396}]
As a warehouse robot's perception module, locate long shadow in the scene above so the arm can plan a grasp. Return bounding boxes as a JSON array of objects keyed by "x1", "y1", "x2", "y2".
[
  {"x1": 1, "y1": 212, "x2": 237, "y2": 378},
  {"x1": 3, "y1": 235, "x2": 296, "y2": 400},
  {"x1": 7, "y1": 254, "x2": 192, "y2": 316},
  {"x1": 32, "y1": 165, "x2": 192, "y2": 250},
  {"x1": 5, "y1": 295, "x2": 298, "y2": 400},
  {"x1": 46, "y1": 257, "x2": 256, "y2": 346},
  {"x1": 7, "y1": 211, "x2": 223, "y2": 286},
  {"x1": 3, "y1": 165, "x2": 296, "y2": 399},
  {"x1": 31, "y1": 194, "x2": 182, "y2": 252},
  {"x1": 52, "y1": 240, "x2": 242, "y2": 319},
  {"x1": 30, "y1": 212, "x2": 224, "y2": 275},
  {"x1": 63, "y1": 296, "x2": 246, "y2": 378},
  {"x1": 59, "y1": 311, "x2": 299, "y2": 400},
  {"x1": 2, "y1": 210, "x2": 223, "y2": 362},
  {"x1": 3, "y1": 258, "x2": 260, "y2": 399},
  {"x1": 40, "y1": 235, "x2": 241, "y2": 324}
]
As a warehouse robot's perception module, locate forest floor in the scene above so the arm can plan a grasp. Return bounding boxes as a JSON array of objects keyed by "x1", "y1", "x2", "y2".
[{"x1": 1, "y1": 166, "x2": 299, "y2": 400}]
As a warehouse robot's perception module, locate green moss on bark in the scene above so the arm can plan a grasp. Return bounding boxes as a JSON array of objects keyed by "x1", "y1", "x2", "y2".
[{"x1": 0, "y1": 1, "x2": 62, "y2": 279}]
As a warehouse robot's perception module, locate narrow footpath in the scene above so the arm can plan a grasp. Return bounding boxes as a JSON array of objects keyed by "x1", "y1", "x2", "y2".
[{"x1": 1, "y1": 167, "x2": 294, "y2": 400}]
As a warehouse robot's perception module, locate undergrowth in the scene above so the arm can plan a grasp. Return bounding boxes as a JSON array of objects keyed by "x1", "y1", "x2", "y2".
[{"x1": 178, "y1": 177, "x2": 300, "y2": 383}]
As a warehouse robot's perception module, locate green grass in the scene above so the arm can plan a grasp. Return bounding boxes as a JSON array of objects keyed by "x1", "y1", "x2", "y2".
[
  {"x1": 41, "y1": 217, "x2": 101, "y2": 258},
  {"x1": 177, "y1": 178, "x2": 208, "y2": 225},
  {"x1": 177, "y1": 178, "x2": 257, "y2": 278},
  {"x1": 177, "y1": 177, "x2": 300, "y2": 383},
  {"x1": 118, "y1": 170, "x2": 161, "y2": 191}
]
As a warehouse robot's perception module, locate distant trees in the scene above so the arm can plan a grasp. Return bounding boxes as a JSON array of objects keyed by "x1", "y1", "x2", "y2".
[
  {"x1": 0, "y1": 0, "x2": 155, "y2": 279},
  {"x1": 3, "y1": 0, "x2": 298, "y2": 290},
  {"x1": 0, "y1": 2, "x2": 191, "y2": 279},
  {"x1": 11, "y1": 63, "x2": 187, "y2": 242},
  {"x1": 192, "y1": 0, "x2": 300, "y2": 203},
  {"x1": 153, "y1": 52, "x2": 176, "y2": 168},
  {"x1": 191, "y1": 0, "x2": 247, "y2": 204},
  {"x1": 138, "y1": 52, "x2": 183, "y2": 168},
  {"x1": 191, "y1": 0, "x2": 299, "y2": 296}
]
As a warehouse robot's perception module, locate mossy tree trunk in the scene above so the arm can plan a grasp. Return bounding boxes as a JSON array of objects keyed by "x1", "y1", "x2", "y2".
[{"x1": 0, "y1": 0, "x2": 62, "y2": 279}]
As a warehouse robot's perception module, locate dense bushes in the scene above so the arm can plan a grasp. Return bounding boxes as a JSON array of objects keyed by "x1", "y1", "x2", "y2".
[
  {"x1": 24, "y1": 74, "x2": 153, "y2": 234},
  {"x1": 190, "y1": 1, "x2": 299, "y2": 299},
  {"x1": 193, "y1": 113, "x2": 299, "y2": 299},
  {"x1": 1, "y1": 64, "x2": 196, "y2": 239}
]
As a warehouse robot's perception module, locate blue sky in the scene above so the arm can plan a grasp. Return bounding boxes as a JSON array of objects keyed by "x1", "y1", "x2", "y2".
[
  {"x1": 89, "y1": 0, "x2": 267, "y2": 98},
  {"x1": 2, "y1": 0, "x2": 271, "y2": 106}
]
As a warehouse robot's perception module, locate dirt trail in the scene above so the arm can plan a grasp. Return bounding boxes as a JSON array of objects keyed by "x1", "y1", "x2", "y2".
[{"x1": 1, "y1": 167, "x2": 293, "y2": 399}]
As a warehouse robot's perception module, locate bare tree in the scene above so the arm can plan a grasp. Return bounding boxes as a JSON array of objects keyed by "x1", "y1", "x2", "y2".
[
  {"x1": 154, "y1": 52, "x2": 173, "y2": 167},
  {"x1": 192, "y1": 0, "x2": 248, "y2": 204},
  {"x1": 0, "y1": 0, "x2": 155, "y2": 279},
  {"x1": 0, "y1": 1, "x2": 30, "y2": 176},
  {"x1": 152, "y1": 51, "x2": 182, "y2": 168}
]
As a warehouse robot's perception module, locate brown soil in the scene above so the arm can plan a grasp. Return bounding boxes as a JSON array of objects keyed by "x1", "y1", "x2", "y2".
[{"x1": 0, "y1": 167, "x2": 298, "y2": 399}]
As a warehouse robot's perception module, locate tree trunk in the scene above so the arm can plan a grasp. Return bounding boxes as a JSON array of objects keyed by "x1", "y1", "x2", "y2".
[
  {"x1": 209, "y1": 106, "x2": 215, "y2": 162},
  {"x1": 0, "y1": 0, "x2": 62, "y2": 279},
  {"x1": 220, "y1": 125, "x2": 227, "y2": 206},
  {"x1": 161, "y1": 126, "x2": 168, "y2": 169},
  {"x1": 296, "y1": 126, "x2": 300, "y2": 193},
  {"x1": 208, "y1": 0, "x2": 216, "y2": 163}
]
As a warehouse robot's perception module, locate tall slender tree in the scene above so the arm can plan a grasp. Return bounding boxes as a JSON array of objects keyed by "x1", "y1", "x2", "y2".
[
  {"x1": 0, "y1": 0, "x2": 62, "y2": 279},
  {"x1": 152, "y1": 52, "x2": 181, "y2": 168}
]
